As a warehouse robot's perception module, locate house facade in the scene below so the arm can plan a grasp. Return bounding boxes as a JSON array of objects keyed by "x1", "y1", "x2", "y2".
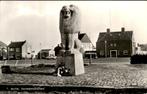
[
  {"x1": 78, "y1": 33, "x2": 97, "y2": 58},
  {"x1": 7, "y1": 40, "x2": 29, "y2": 59},
  {"x1": 96, "y1": 27, "x2": 136, "y2": 57}
]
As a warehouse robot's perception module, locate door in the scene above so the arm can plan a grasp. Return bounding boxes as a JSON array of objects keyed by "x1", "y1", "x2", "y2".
[{"x1": 110, "y1": 50, "x2": 117, "y2": 57}]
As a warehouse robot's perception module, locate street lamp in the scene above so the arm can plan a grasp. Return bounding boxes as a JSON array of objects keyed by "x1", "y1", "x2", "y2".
[{"x1": 105, "y1": 40, "x2": 107, "y2": 58}]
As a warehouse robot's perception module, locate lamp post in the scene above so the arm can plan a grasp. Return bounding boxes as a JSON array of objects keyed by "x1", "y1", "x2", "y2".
[{"x1": 105, "y1": 40, "x2": 107, "y2": 58}]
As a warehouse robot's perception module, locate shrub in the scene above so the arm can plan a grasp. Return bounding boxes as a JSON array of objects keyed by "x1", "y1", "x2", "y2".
[
  {"x1": 130, "y1": 54, "x2": 147, "y2": 64},
  {"x1": 1, "y1": 66, "x2": 12, "y2": 73}
]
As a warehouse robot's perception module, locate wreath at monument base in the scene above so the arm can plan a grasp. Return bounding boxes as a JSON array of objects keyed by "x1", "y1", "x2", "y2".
[{"x1": 57, "y1": 66, "x2": 71, "y2": 77}]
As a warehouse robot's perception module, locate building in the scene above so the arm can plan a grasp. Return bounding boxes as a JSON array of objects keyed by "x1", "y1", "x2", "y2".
[
  {"x1": 78, "y1": 33, "x2": 96, "y2": 58},
  {"x1": 0, "y1": 41, "x2": 7, "y2": 60},
  {"x1": 7, "y1": 40, "x2": 29, "y2": 59},
  {"x1": 78, "y1": 33, "x2": 95, "y2": 51},
  {"x1": 136, "y1": 44, "x2": 147, "y2": 54},
  {"x1": 96, "y1": 27, "x2": 136, "y2": 57},
  {"x1": 37, "y1": 49, "x2": 55, "y2": 59}
]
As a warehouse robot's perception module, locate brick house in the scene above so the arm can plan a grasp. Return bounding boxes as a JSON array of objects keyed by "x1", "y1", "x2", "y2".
[
  {"x1": 78, "y1": 33, "x2": 96, "y2": 58},
  {"x1": 7, "y1": 40, "x2": 28, "y2": 59},
  {"x1": 96, "y1": 27, "x2": 136, "y2": 57}
]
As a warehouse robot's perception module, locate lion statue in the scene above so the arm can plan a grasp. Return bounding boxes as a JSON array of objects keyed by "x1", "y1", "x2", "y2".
[{"x1": 59, "y1": 4, "x2": 84, "y2": 54}]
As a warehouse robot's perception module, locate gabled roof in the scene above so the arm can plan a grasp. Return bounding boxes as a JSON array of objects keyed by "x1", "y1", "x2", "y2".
[
  {"x1": 8, "y1": 40, "x2": 26, "y2": 47},
  {"x1": 0, "y1": 41, "x2": 7, "y2": 47},
  {"x1": 97, "y1": 31, "x2": 133, "y2": 42},
  {"x1": 78, "y1": 33, "x2": 91, "y2": 43}
]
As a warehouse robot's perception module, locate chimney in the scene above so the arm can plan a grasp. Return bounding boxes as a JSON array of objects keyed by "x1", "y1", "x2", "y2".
[
  {"x1": 121, "y1": 27, "x2": 125, "y2": 32},
  {"x1": 107, "y1": 28, "x2": 110, "y2": 33}
]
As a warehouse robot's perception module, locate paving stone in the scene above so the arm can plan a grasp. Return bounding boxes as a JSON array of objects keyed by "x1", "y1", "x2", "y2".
[{"x1": 0, "y1": 64, "x2": 147, "y2": 88}]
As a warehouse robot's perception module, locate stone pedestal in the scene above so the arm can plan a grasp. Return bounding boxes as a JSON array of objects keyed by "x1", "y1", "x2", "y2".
[{"x1": 64, "y1": 51, "x2": 85, "y2": 75}]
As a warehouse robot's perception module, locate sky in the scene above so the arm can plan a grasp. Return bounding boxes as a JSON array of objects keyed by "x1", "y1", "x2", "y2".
[{"x1": 0, "y1": 1, "x2": 147, "y2": 54}]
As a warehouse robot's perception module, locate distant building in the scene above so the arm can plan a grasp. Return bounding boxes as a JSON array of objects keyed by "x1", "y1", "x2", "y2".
[
  {"x1": 78, "y1": 33, "x2": 96, "y2": 58},
  {"x1": 136, "y1": 44, "x2": 147, "y2": 54},
  {"x1": 78, "y1": 33, "x2": 95, "y2": 51},
  {"x1": 37, "y1": 49, "x2": 55, "y2": 59},
  {"x1": 7, "y1": 40, "x2": 29, "y2": 60},
  {"x1": 96, "y1": 27, "x2": 136, "y2": 57},
  {"x1": 0, "y1": 41, "x2": 7, "y2": 60}
]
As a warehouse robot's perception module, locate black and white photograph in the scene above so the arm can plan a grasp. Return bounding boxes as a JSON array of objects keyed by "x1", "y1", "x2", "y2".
[{"x1": 0, "y1": 1, "x2": 147, "y2": 94}]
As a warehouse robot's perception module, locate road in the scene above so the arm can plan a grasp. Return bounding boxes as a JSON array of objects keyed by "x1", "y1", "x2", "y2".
[{"x1": 0, "y1": 57, "x2": 130, "y2": 67}]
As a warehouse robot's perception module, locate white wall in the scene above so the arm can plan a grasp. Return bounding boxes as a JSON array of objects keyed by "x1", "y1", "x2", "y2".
[
  {"x1": 82, "y1": 43, "x2": 93, "y2": 51},
  {"x1": 22, "y1": 42, "x2": 32, "y2": 58}
]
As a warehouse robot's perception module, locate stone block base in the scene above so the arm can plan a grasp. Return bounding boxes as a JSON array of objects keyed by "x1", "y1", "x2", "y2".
[{"x1": 64, "y1": 51, "x2": 85, "y2": 75}]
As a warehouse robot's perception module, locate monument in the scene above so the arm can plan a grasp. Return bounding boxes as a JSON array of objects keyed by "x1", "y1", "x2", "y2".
[{"x1": 56, "y1": 4, "x2": 85, "y2": 76}]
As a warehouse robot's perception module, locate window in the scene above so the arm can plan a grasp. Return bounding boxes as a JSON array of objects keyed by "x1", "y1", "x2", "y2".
[
  {"x1": 114, "y1": 43, "x2": 116, "y2": 47},
  {"x1": 110, "y1": 43, "x2": 116, "y2": 47},
  {"x1": 110, "y1": 43, "x2": 113, "y2": 47},
  {"x1": 123, "y1": 50, "x2": 128, "y2": 55},
  {"x1": 100, "y1": 50, "x2": 104, "y2": 56},
  {"x1": 16, "y1": 48, "x2": 20, "y2": 52},
  {"x1": 10, "y1": 48, "x2": 14, "y2": 51}
]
